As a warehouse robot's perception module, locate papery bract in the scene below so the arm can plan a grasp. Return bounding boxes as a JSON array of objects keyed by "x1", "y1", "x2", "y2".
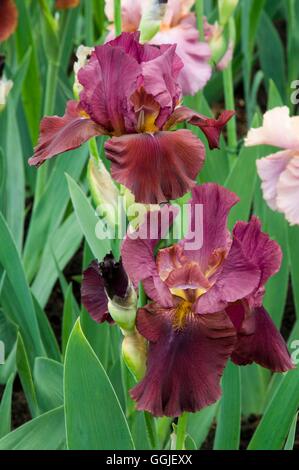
[
  {"x1": 29, "y1": 32, "x2": 234, "y2": 204},
  {"x1": 121, "y1": 183, "x2": 293, "y2": 417}
]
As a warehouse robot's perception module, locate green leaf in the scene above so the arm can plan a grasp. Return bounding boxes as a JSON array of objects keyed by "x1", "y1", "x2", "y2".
[
  {"x1": 16, "y1": 334, "x2": 39, "y2": 418},
  {"x1": 62, "y1": 284, "x2": 79, "y2": 356},
  {"x1": 33, "y1": 296, "x2": 61, "y2": 363},
  {"x1": 284, "y1": 412, "x2": 298, "y2": 450},
  {"x1": 0, "y1": 374, "x2": 14, "y2": 438},
  {"x1": 225, "y1": 114, "x2": 261, "y2": 229},
  {"x1": 15, "y1": 0, "x2": 42, "y2": 143},
  {"x1": 214, "y1": 361, "x2": 241, "y2": 450},
  {"x1": 187, "y1": 403, "x2": 218, "y2": 449},
  {"x1": 64, "y1": 320, "x2": 135, "y2": 450},
  {"x1": 0, "y1": 406, "x2": 65, "y2": 450},
  {"x1": 0, "y1": 212, "x2": 44, "y2": 361},
  {"x1": 248, "y1": 367, "x2": 299, "y2": 450},
  {"x1": 257, "y1": 12, "x2": 286, "y2": 102},
  {"x1": 33, "y1": 358, "x2": 63, "y2": 413},
  {"x1": 67, "y1": 174, "x2": 111, "y2": 261},
  {"x1": 31, "y1": 213, "x2": 82, "y2": 308}
]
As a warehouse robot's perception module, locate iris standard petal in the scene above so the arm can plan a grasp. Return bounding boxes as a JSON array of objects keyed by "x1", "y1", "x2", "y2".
[
  {"x1": 131, "y1": 303, "x2": 236, "y2": 417},
  {"x1": 183, "y1": 183, "x2": 239, "y2": 269},
  {"x1": 121, "y1": 206, "x2": 178, "y2": 307},
  {"x1": 78, "y1": 39, "x2": 141, "y2": 134},
  {"x1": 164, "y1": 106, "x2": 235, "y2": 149},
  {"x1": 105, "y1": 129, "x2": 205, "y2": 204},
  {"x1": 276, "y1": 157, "x2": 299, "y2": 226},
  {"x1": 231, "y1": 306, "x2": 294, "y2": 372},
  {"x1": 245, "y1": 106, "x2": 299, "y2": 150},
  {"x1": 28, "y1": 101, "x2": 104, "y2": 167},
  {"x1": 256, "y1": 150, "x2": 294, "y2": 211}
]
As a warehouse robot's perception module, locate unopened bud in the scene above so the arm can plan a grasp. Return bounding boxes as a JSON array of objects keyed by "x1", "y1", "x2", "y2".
[
  {"x1": 122, "y1": 330, "x2": 147, "y2": 381},
  {"x1": 100, "y1": 253, "x2": 137, "y2": 332},
  {"x1": 122, "y1": 186, "x2": 160, "y2": 230},
  {"x1": 140, "y1": 0, "x2": 168, "y2": 43},
  {"x1": 0, "y1": 78, "x2": 13, "y2": 112},
  {"x1": 218, "y1": 0, "x2": 239, "y2": 27},
  {"x1": 88, "y1": 156, "x2": 119, "y2": 228},
  {"x1": 73, "y1": 45, "x2": 94, "y2": 98}
]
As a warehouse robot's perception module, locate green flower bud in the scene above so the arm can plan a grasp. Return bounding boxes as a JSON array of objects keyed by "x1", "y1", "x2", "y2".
[
  {"x1": 108, "y1": 285, "x2": 137, "y2": 332},
  {"x1": 0, "y1": 78, "x2": 13, "y2": 112},
  {"x1": 87, "y1": 155, "x2": 120, "y2": 229},
  {"x1": 218, "y1": 0, "x2": 239, "y2": 27},
  {"x1": 122, "y1": 329, "x2": 147, "y2": 381}
]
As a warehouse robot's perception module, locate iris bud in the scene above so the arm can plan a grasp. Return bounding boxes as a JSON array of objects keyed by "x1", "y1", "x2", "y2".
[
  {"x1": 88, "y1": 155, "x2": 119, "y2": 229},
  {"x1": 218, "y1": 0, "x2": 239, "y2": 27},
  {"x1": 100, "y1": 254, "x2": 138, "y2": 332},
  {"x1": 73, "y1": 45, "x2": 94, "y2": 99},
  {"x1": 122, "y1": 330, "x2": 147, "y2": 381}
]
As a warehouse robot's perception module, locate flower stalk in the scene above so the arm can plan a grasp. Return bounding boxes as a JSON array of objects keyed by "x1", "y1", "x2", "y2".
[
  {"x1": 175, "y1": 413, "x2": 188, "y2": 450},
  {"x1": 195, "y1": 0, "x2": 205, "y2": 41},
  {"x1": 114, "y1": 0, "x2": 122, "y2": 36}
]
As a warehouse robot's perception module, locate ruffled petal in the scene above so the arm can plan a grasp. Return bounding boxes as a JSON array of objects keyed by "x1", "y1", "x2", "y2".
[
  {"x1": 131, "y1": 303, "x2": 236, "y2": 417},
  {"x1": 256, "y1": 150, "x2": 294, "y2": 211},
  {"x1": 141, "y1": 44, "x2": 183, "y2": 127},
  {"x1": 164, "y1": 106, "x2": 235, "y2": 149},
  {"x1": 276, "y1": 157, "x2": 299, "y2": 225},
  {"x1": 78, "y1": 37, "x2": 141, "y2": 134},
  {"x1": 231, "y1": 306, "x2": 294, "y2": 372},
  {"x1": 0, "y1": 0, "x2": 18, "y2": 42},
  {"x1": 104, "y1": 130, "x2": 205, "y2": 204},
  {"x1": 121, "y1": 206, "x2": 178, "y2": 307},
  {"x1": 28, "y1": 101, "x2": 104, "y2": 167},
  {"x1": 153, "y1": 18, "x2": 212, "y2": 96},
  {"x1": 245, "y1": 106, "x2": 299, "y2": 150},
  {"x1": 233, "y1": 216, "x2": 282, "y2": 288},
  {"x1": 183, "y1": 183, "x2": 239, "y2": 269},
  {"x1": 81, "y1": 261, "x2": 113, "y2": 324},
  {"x1": 195, "y1": 236, "x2": 261, "y2": 314},
  {"x1": 55, "y1": 0, "x2": 80, "y2": 9}
]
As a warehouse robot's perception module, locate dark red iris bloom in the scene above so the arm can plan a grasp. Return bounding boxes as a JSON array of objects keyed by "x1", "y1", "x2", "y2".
[
  {"x1": 121, "y1": 183, "x2": 294, "y2": 417},
  {"x1": 29, "y1": 32, "x2": 234, "y2": 204},
  {"x1": 0, "y1": 0, "x2": 18, "y2": 42}
]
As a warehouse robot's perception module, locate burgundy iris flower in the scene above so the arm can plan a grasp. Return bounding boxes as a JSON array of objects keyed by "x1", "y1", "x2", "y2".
[
  {"x1": 29, "y1": 32, "x2": 233, "y2": 204},
  {"x1": 121, "y1": 183, "x2": 294, "y2": 417}
]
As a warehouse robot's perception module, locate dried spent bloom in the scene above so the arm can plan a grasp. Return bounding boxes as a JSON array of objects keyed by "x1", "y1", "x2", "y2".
[
  {"x1": 105, "y1": 0, "x2": 212, "y2": 96},
  {"x1": 0, "y1": 0, "x2": 18, "y2": 42},
  {"x1": 29, "y1": 32, "x2": 233, "y2": 204},
  {"x1": 121, "y1": 183, "x2": 293, "y2": 417},
  {"x1": 245, "y1": 107, "x2": 299, "y2": 226},
  {"x1": 55, "y1": 0, "x2": 80, "y2": 9}
]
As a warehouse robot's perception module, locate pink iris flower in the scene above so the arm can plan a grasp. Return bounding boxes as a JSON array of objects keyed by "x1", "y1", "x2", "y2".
[
  {"x1": 118, "y1": 183, "x2": 293, "y2": 417},
  {"x1": 246, "y1": 107, "x2": 299, "y2": 225},
  {"x1": 29, "y1": 32, "x2": 233, "y2": 204},
  {"x1": 105, "y1": 0, "x2": 212, "y2": 96}
]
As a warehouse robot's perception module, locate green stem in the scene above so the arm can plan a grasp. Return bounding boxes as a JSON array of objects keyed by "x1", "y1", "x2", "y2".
[
  {"x1": 85, "y1": 0, "x2": 94, "y2": 45},
  {"x1": 144, "y1": 412, "x2": 158, "y2": 450},
  {"x1": 34, "y1": 61, "x2": 59, "y2": 203},
  {"x1": 195, "y1": 0, "x2": 205, "y2": 41},
  {"x1": 176, "y1": 412, "x2": 188, "y2": 450},
  {"x1": 222, "y1": 20, "x2": 237, "y2": 160},
  {"x1": 114, "y1": 0, "x2": 122, "y2": 36}
]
